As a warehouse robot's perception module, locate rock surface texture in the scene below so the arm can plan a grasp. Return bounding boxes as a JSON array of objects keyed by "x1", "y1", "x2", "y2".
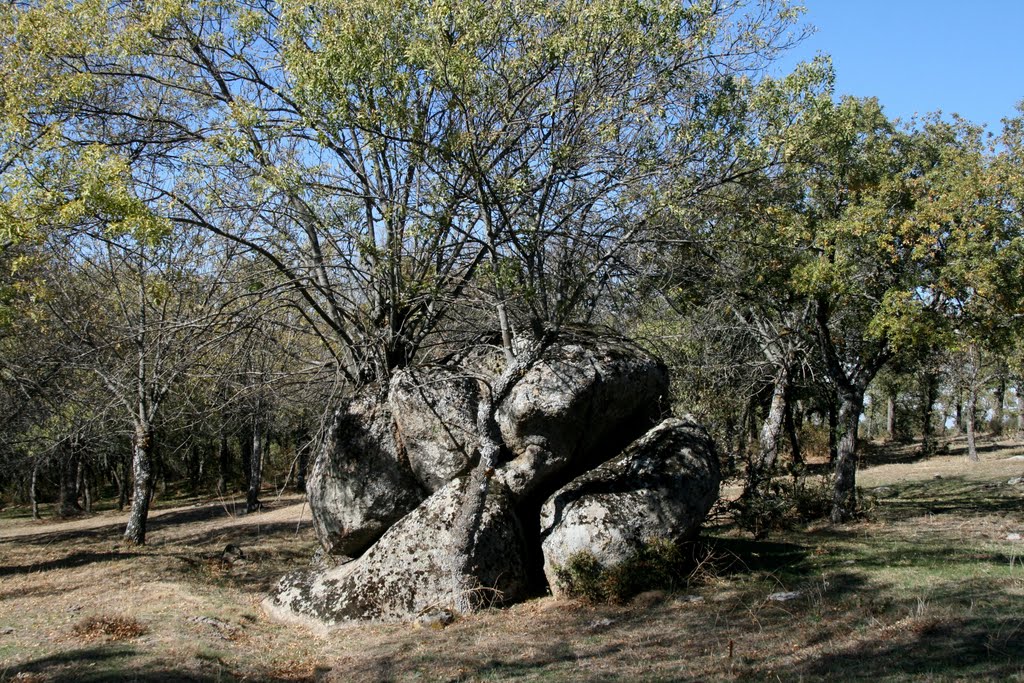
[
  {"x1": 271, "y1": 330, "x2": 720, "y2": 626},
  {"x1": 306, "y1": 392, "x2": 425, "y2": 557},
  {"x1": 538, "y1": 418, "x2": 720, "y2": 596},
  {"x1": 266, "y1": 477, "x2": 528, "y2": 628},
  {"x1": 389, "y1": 366, "x2": 480, "y2": 492},
  {"x1": 494, "y1": 338, "x2": 669, "y2": 498}
]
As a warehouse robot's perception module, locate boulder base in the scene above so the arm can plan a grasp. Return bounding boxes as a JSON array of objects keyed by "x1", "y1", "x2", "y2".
[{"x1": 266, "y1": 476, "x2": 529, "y2": 625}]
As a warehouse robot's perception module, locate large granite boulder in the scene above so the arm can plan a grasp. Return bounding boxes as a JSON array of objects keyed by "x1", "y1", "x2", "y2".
[
  {"x1": 270, "y1": 331, "x2": 721, "y2": 626},
  {"x1": 307, "y1": 391, "x2": 426, "y2": 557},
  {"x1": 539, "y1": 418, "x2": 720, "y2": 596},
  {"x1": 389, "y1": 366, "x2": 480, "y2": 492},
  {"x1": 495, "y1": 336, "x2": 669, "y2": 498},
  {"x1": 265, "y1": 476, "x2": 529, "y2": 626}
]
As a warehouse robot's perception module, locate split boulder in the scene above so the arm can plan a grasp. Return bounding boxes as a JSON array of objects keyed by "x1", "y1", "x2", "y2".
[{"x1": 539, "y1": 418, "x2": 720, "y2": 596}]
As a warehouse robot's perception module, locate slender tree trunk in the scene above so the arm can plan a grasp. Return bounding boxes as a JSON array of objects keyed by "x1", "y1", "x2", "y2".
[
  {"x1": 831, "y1": 388, "x2": 865, "y2": 523},
  {"x1": 81, "y1": 462, "x2": 92, "y2": 513},
  {"x1": 828, "y1": 394, "x2": 839, "y2": 465},
  {"x1": 1018, "y1": 384, "x2": 1024, "y2": 434},
  {"x1": 950, "y1": 395, "x2": 958, "y2": 438},
  {"x1": 992, "y1": 374, "x2": 1006, "y2": 437},
  {"x1": 117, "y1": 455, "x2": 129, "y2": 512},
  {"x1": 886, "y1": 394, "x2": 896, "y2": 442},
  {"x1": 921, "y1": 372, "x2": 938, "y2": 455},
  {"x1": 188, "y1": 442, "x2": 202, "y2": 494},
  {"x1": 240, "y1": 428, "x2": 252, "y2": 492},
  {"x1": 247, "y1": 422, "x2": 264, "y2": 513},
  {"x1": 124, "y1": 423, "x2": 154, "y2": 545},
  {"x1": 216, "y1": 433, "x2": 231, "y2": 495},
  {"x1": 295, "y1": 429, "x2": 309, "y2": 493},
  {"x1": 58, "y1": 448, "x2": 81, "y2": 517},
  {"x1": 735, "y1": 401, "x2": 752, "y2": 470},
  {"x1": 744, "y1": 367, "x2": 789, "y2": 502},
  {"x1": 448, "y1": 339, "x2": 544, "y2": 612},
  {"x1": 30, "y1": 455, "x2": 40, "y2": 520},
  {"x1": 966, "y1": 385, "x2": 979, "y2": 462},
  {"x1": 786, "y1": 397, "x2": 803, "y2": 467}
]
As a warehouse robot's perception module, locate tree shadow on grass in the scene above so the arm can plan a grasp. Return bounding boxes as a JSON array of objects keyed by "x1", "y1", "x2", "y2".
[
  {"x1": 869, "y1": 476, "x2": 1023, "y2": 519},
  {"x1": 701, "y1": 536, "x2": 811, "y2": 578},
  {"x1": 796, "y1": 615, "x2": 1024, "y2": 681},
  {"x1": 8, "y1": 645, "x2": 317, "y2": 682},
  {"x1": 0, "y1": 550, "x2": 141, "y2": 577},
  {"x1": 1, "y1": 499, "x2": 305, "y2": 548}
]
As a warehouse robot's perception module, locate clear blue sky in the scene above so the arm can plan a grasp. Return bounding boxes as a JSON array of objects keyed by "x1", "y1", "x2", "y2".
[{"x1": 776, "y1": 1, "x2": 1024, "y2": 130}]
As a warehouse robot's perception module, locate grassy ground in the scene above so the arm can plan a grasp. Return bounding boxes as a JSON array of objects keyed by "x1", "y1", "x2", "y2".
[{"x1": 1, "y1": 436, "x2": 1023, "y2": 682}]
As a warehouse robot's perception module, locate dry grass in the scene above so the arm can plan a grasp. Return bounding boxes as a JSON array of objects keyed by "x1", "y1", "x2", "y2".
[
  {"x1": 1, "y1": 437, "x2": 1023, "y2": 682},
  {"x1": 70, "y1": 616, "x2": 148, "y2": 642}
]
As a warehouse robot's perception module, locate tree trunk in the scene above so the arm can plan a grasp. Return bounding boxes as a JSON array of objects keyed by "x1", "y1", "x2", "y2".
[
  {"x1": 920, "y1": 372, "x2": 938, "y2": 455},
  {"x1": 295, "y1": 429, "x2": 309, "y2": 493},
  {"x1": 448, "y1": 339, "x2": 544, "y2": 613},
  {"x1": 966, "y1": 385, "x2": 979, "y2": 462},
  {"x1": 30, "y1": 455, "x2": 40, "y2": 520},
  {"x1": 831, "y1": 388, "x2": 864, "y2": 523},
  {"x1": 786, "y1": 397, "x2": 803, "y2": 467},
  {"x1": 188, "y1": 442, "x2": 203, "y2": 494},
  {"x1": 992, "y1": 374, "x2": 1006, "y2": 437},
  {"x1": 246, "y1": 423, "x2": 264, "y2": 513},
  {"x1": 117, "y1": 455, "x2": 129, "y2": 512},
  {"x1": 1018, "y1": 384, "x2": 1024, "y2": 434},
  {"x1": 744, "y1": 367, "x2": 789, "y2": 502},
  {"x1": 124, "y1": 424, "x2": 154, "y2": 545},
  {"x1": 80, "y1": 461, "x2": 92, "y2": 513},
  {"x1": 827, "y1": 394, "x2": 839, "y2": 465},
  {"x1": 240, "y1": 428, "x2": 252, "y2": 492},
  {"x1": 216, "y1": 433, "x2": 231, "y2": 496},
  {"x1": 954, "y1": 397, "x2": 963, "y2": 436},
  {"x1": 885, "y1": 394, "x2": 896, "y2": 442},
  {"x1": 58, "y1": 448, "x2": 81, "y2": 517}
]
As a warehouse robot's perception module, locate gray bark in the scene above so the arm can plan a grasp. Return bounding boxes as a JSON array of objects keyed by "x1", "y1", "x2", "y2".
[
  {"x1": 744, "y1": 366, "x2": 789, "y2": 502},
  {"x1": 30, "y1": 455, "x2": 40, "y2": 520},
  {"x1": 992, "y1": 373, "x2": 1006, "y2": 436},
  {"x1": 448, "y1": 338, "x2": 545, "y2": 613},
  {"x1": 966, "y1": 386, "x2": 979, "y2": 462},
  {"x1": 831, "y1": 388, "x2": 864, "y2": 523},
  {"x1": 886, "y1": 395, "x2": 896, "y2": 441},
  {"x1": 920, "y1": 372, "x2": 938, "y2": 455},
  {"x1": 124, "y1": 423, "x2": 154, "y2": 545},
  {"x1": 247, "y1": 423, "x2": 264, "y2": 513}
]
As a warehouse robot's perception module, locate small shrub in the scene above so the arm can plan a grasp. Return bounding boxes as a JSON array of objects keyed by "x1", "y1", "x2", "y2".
[
  {"x1": 72, "y1": 615, "x2": 148, "y2": 641},
  {"x1": 791, "y1": 475, "x2": 834, "y2": 522},
  {"x1": 552, "y1": 538, "x2": 689, "y2": 604},
  {"x1": 733, "y1": 474, "x2": 834, "y2": 537}
]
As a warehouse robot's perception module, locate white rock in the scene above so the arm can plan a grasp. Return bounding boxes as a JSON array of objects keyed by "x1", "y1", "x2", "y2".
[{"x1": 767, "y1": 591, "x2": 802, "y2": 602}]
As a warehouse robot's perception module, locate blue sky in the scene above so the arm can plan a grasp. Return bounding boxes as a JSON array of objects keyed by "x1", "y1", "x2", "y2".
[{"x1": 776, "y1": 1, "x2": 1024, "y2": 130}]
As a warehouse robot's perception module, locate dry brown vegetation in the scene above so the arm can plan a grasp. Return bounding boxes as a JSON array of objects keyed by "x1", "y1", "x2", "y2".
[{"x1": 2, "y1": 436, "x2": 1023, "y2": 682}]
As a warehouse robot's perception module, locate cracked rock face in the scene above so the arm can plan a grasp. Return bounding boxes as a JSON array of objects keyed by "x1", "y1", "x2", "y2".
[
  {"x1": 266, "y1": 476, "x2": 528, "y2": 626},
  {"x1": 307, "y1": 392, "x2": 426, "y2": 558},
  {"x1": 389, "y1": 366, "x2": 481, "y2": 493},
  {"x1": 495, "y1": 338, "x2": 669, "y2": 498},
  {"x1": 538, "y1": 418, "x2": 721, "y2": 596}
]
